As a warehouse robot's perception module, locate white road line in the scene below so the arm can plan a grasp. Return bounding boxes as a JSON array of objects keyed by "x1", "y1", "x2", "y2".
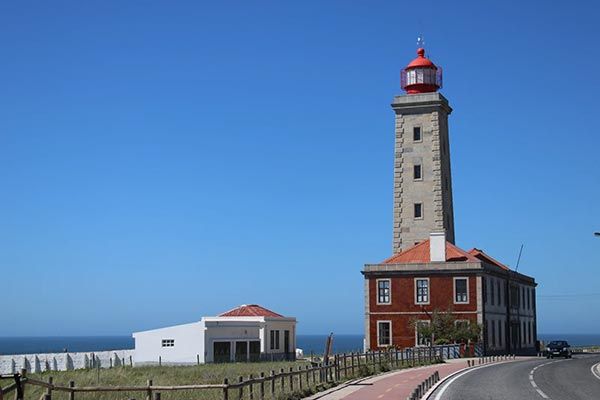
[
  {"x1": 432, "y1": 362, "x2": 511, "y2": 400},
  {"x1": 528, "y1": 359, "x2": 571, "y2": 400},
  {"x1": 591, "y1": 362, "x2": 600, "y2": 381}
]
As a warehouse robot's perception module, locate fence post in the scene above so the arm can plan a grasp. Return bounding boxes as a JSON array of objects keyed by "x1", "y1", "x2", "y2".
[
  {"x1": 153, "y1": 392, "x2": 160, "y2": 400},
  {"x1": 297, "y1": 367, "x2": 302, "y2": 391},
  {"x1": 130, "y1": 355, "x2": 133, "y2": 367},
  {"x1": 270, "y1": 370, "x2": 275, "y2": 398},
  {"x1": 223, "y1": 378, "x2": 229, "y2": 400},
  {"x1": 249, "y1": 374, "x2": 254, "y2": 400},
  {"x1": 259, "y1": 373, "x2": 265, "y2": 400},
  {"x1": 67, "y1": 380, "x2": 75, "y2": 400},
  {"x1": 146, "y1": 379, "x2": 153, "y2": 400},
  {"x1": 351, "y1": 352, "x2": 355, "y2": 376},
  {"x1": 158, "y1": 356, "x2": 161, "y2": 367},
  {"x1": 280, "y1": 369, "x2": 284, "y2": 392},
  {"x1": 289, "y1": 368, "x2": 293, "y2": 392},
  {"x1": 46, "y1": 376, "x2": 53, "y2": 400},
  {"x1": 238, "y1": 376, "x2": 243, "y2": 400},
  {"x1": 342, "y1": 353, "x2": 347, "y2": 378}
]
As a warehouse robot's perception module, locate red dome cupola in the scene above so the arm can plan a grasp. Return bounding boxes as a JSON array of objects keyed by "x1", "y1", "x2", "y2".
[{"x1": 401, "y1": 47, "x2": 443, "y2": 94}]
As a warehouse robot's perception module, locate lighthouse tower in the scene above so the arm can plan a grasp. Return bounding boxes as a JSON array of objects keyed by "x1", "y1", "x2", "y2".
[{"x1": 391, "y1": 47, "x2": 455, "y2": 252}]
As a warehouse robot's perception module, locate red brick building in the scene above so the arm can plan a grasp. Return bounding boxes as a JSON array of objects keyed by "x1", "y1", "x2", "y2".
[
  {"x1": 363, "y1": 232, "x2": 537, "y2": 355},
  {"x1": 362, "y1": 46, "x2": 537, "y2": 355}
]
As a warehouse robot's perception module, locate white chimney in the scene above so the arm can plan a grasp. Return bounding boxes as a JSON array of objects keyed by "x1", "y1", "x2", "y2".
[{"x1": 430, "y1": 231, "x2": 446, "y2": 262}]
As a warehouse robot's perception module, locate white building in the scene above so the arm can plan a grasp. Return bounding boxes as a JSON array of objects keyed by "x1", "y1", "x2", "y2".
[{"x1": 132, "y1": 304, "x2": 296, "y2": 365}]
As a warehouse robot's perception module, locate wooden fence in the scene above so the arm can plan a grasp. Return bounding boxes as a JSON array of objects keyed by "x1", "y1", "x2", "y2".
[{"x1": 0, "y1": 346, "x2": 459, "y2": 400}]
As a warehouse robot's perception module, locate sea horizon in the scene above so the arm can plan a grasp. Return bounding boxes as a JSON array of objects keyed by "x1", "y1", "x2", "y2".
[{"x1": 1, "y1": 333, "x2": 599, "y2": 356}]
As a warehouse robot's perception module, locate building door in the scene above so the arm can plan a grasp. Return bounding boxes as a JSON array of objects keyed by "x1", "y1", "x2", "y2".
[
  {"x1": 235, "y1": 341, "x2": 248, "y2": 362},
  {"x1": 213, "y1": 341, "x2": 231, "y2": 363},
  {"x1": 249, "y1": 341, "x2": 260, "y2": 362},
  {"x1": 284, "y1": 330, "x2": 290, "y2": 359}
]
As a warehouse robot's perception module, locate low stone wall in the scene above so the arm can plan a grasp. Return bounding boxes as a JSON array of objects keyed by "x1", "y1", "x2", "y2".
[{"x1": 0, "y1": 350, "x2": 134, "y2": 374}]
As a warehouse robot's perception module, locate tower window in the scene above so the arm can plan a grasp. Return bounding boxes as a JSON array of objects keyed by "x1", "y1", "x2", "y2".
[
  {"x1": 413, "y1": 164, "x2": 422, "y2": 180},
  {"x1": 413, "y1": 126, "x2": 422, "y2": 142},
  {"x1": 414, "y1": 203, "x2": 423, "y2": 219}
]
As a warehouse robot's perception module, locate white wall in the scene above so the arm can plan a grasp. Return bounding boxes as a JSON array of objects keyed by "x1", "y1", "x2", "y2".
[
  {"x1": 0, "y1": 350, "x2": 134, "y2": 374},
  {"x1": 133, "y1": 321, "x2": 205, "y2": 365}
]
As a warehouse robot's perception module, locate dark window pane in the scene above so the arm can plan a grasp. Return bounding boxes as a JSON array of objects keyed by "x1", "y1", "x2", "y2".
[
  {"x1": 414, "y1": 164, "x2": 422, "y2": 180},
  {"x1": 413, "y1": 127, "x2": 421, "y2": 141},
  {"x1": 414, "y1": 203, "x2": 422, "y2": 218}
]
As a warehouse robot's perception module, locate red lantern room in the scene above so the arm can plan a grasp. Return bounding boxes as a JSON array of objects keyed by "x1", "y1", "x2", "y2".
[{"x1": 401, "y1": 47, "x2": 443, "y2": 94}]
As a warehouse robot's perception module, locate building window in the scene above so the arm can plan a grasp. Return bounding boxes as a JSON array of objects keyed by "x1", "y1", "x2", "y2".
[
  {"x1": 413, "y1": 164, "x2": 422, "y2": 180},
  {"x1": 270, "y1": 330, "x2": 280, "y2": 350},
  {"x1": 454, "y1": 320, "x2": 469, "y2": 331},
  {"x1": 377, "y1": 279, "x2": 391, "y2": 304},
  {"x1": 161, "y1": 339, "x2": 174, "y2": 347},
  {"x1": 415, "y1": 278, "x2": 429, "y2": 304},
  {"x1": 413, "y1": 126, "x2": 422, "y2": 142},
  {"x1": 414, "y1": 203, "x2": 423, "y2": 219},
  {"x1": 454, "y1": 277, "x2": 468, "y2": 303},
  {"x1": 415, "y1": 321, "x2": 430, "y2": 346},
  {"x1": 483, "y1": 278, "x2": 487, "y2": 304},
  {"x1": 377, "y1": 321, "x2": 392, "y2": 347},
  {"x1": 490, "y1": 278, "x2": 495, "y2": 306},
  {"x1": 496, "y1": 280, "x2": 501, "y2": 306},
  {"x1": 498, "y1": 321, "x2": 503, "y2": 347},
  {"x1": 491, "y1": 321, "x2": 496, "y2": 348}
]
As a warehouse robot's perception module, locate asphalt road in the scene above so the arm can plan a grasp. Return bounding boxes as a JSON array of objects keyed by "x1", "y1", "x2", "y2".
[{"x1": 429, "y1": 354, "x2": 600, "y2": 400}]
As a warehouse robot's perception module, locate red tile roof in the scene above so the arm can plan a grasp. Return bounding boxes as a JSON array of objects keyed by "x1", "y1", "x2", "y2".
[
  {"x1": 382, "y1": 240, "x2": 480, "y2": 264},
  {"x1": 468, "y1": 248, "x2": 510, "y2": 271},
  {"x1": 219, "y1": 304, "x2": 284, "y2": 318}
]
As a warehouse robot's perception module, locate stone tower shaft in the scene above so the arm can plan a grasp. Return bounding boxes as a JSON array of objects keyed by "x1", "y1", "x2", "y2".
[{"x1": 391, "y1": 92, "x2": 455, "y2": 253}]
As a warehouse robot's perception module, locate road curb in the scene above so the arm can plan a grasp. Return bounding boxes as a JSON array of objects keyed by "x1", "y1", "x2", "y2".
[{"x1": 422, "y1": 359, "x2": 525, "y2": 399}]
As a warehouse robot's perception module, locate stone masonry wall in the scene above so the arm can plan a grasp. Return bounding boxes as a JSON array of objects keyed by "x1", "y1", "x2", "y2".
[{"x1": 0, "y1": 350, "x2": 134, "y2": 374}]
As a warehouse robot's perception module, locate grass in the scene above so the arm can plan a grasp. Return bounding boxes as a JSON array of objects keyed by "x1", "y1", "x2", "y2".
[
  {"x1": 6, "y1": 356, "x2": 444, "y2": 400},
  {"x1": 12, "y1": 361, "x2": 308, "y2": 400}
]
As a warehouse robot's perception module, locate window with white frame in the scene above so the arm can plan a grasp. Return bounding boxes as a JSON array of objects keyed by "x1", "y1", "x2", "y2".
[
  {"x1": 377, "y1": 321, "x2": 392, "y2": 347},
  {"x1": 415, "y1": 321, "x2": 430, "y2": 346},
  {"x1": 454, "y1": 320, "x2": 469, "y2": 331},
  {"x1": 161, "y1": 339, "x2": 174, "y2": 347},
  {"x1": 415, "y1": 278, "x2": 429, "y2": 304},
  {"x1": 377, "y1": 279, "x2": 391, "y2": 304},
  {"x1": 454, "y1": 277, "x2": 468, "y2": 303}
]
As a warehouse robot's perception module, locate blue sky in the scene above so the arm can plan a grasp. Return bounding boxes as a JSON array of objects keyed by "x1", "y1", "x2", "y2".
[{"x1": 1, "y1": 1, "x2": 599, "y2": 336}]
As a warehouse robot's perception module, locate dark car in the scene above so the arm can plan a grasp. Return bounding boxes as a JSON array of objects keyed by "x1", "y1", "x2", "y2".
[{"x1": 545, "y1": 340, "x2": 572, "y2": 358}]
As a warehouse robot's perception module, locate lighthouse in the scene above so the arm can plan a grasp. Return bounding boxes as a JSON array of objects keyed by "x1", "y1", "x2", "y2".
[{"x1": 391, "y1": 46, "x2": 455, "y2": 252}]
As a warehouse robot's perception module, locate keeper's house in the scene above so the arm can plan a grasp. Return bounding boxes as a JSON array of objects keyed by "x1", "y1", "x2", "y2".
[
  {"x1": 133, "y1": 304, "x2": 296, "y2": 364},
  {"x1": 363, "y1": 232, "x2": 537, "y2": 355}
]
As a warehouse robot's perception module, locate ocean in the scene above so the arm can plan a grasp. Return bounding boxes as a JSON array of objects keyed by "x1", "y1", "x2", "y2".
[{"x1": 0, "y1": 334, "x2": 598, "y2": 356}]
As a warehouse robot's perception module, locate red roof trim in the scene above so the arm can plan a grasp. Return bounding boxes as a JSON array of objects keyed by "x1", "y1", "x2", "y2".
[
  {"x1": 218, "y1": 304, "x2": 284, "y2": 318},
  {"x1": 382, "y1": 239, "x2": 480, "y2": 264},
  {"x1": 468, "y1": 248, "x2": 511, "y2": 271}
]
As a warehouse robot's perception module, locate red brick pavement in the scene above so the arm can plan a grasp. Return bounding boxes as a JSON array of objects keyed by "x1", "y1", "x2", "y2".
[{"x1": 341, "y1": 360, "x2": 472, "y2": 400}]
